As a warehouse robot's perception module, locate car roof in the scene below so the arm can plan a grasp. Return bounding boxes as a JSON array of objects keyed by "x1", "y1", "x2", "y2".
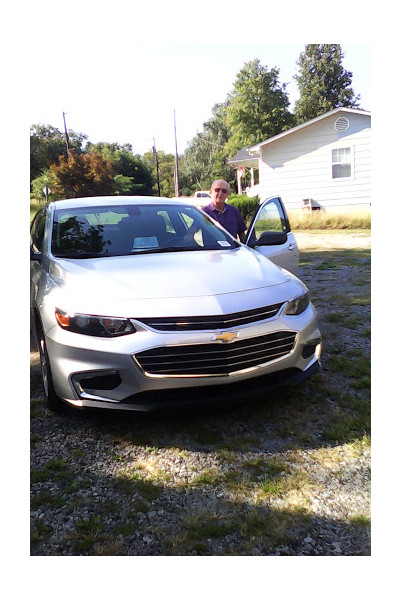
[{"x1": 49, "y1": 196, "x2": 189, "y2": 210}]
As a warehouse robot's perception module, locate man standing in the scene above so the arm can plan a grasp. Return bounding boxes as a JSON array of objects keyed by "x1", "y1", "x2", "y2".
[{"x1": 202, "y1": 180, "x2": 247, "y2": 242}]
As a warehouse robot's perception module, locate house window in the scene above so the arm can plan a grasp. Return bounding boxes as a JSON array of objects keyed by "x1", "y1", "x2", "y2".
[{"x1": 332, "y1": 147, "x2": 352, "y2": 179}]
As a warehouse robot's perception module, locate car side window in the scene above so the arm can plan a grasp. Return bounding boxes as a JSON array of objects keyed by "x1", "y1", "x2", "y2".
[
  {"x1": 253, "y1": 199, "x2": 288, "y2": 240},
  {"x1": 31, "y1": 210, "x2": 46, "y2": 253},
  {"x1": 156, "y1": 210, "x2": 176, "y2": 234}
]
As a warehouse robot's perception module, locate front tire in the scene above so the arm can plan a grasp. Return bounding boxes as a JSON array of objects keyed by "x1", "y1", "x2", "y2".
[{"x1": 36, "y1": 320, "x2": 64, "y2": 413}]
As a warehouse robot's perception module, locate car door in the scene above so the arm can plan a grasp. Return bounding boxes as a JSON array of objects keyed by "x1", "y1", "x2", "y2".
[
  {"x1": 30, "y1": 208, "x2": 47, "y2": 321},
  {"x1": 244, "y1": 196, "x2": 299, "y2": 275}
]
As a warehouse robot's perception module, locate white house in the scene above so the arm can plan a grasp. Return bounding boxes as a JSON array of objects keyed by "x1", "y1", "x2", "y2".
[{"x1": 228, "y1": 108, "x2": 371, "y2": 214}]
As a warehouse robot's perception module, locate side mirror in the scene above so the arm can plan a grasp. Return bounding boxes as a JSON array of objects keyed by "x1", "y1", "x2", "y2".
[
  {"x1": 30, "y1": 247, "x2": 42, "y2": 262},
  {"x1": 254, "y1": 231, "x2": 288, "y2": 246}
]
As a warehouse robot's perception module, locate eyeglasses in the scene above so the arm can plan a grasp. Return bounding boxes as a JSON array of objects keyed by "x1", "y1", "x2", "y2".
[{"x1": 212, "y1": 188, "x2": 228, "y2": 194}]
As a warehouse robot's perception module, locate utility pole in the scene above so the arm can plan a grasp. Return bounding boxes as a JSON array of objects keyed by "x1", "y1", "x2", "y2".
[
  {"x1": 62, "y1": 112, "x2": 71, "y2": 159},
  {"x1": 152, "y1": 138, "x2": 161, "y2": 197},
  {"x1": 173, "y1": 110, "x2": 179, "y2": 197}
]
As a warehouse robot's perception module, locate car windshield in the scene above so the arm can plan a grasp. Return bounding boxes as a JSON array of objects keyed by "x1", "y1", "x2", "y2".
[{"x1": 51, "y1": 204, "x2": 239, "y2": 258}]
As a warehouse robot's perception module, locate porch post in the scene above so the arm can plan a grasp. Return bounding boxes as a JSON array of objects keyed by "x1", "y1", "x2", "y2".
[{"x1": 237, "y1": 169, "x2": 242, "y2": 194}]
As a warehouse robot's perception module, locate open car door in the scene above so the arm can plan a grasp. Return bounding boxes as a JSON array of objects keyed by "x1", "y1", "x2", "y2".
[{"x1": 245, "y1": 196, "x2": 299, "y2": 275}]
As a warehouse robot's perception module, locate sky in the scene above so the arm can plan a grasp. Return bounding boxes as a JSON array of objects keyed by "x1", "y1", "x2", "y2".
[{"x1": 28, "y1": 43, "x2": 371, "y2": 157}]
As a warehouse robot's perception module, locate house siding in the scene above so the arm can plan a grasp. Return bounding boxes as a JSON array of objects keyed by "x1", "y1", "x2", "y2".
[{"x1": 258, "y1": 112, "x2": 371, "y2": 212}]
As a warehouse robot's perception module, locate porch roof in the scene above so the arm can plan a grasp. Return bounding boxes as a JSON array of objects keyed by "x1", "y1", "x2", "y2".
[{"x1": 227, "y1": 147, "x2": 260, "y2": 169}]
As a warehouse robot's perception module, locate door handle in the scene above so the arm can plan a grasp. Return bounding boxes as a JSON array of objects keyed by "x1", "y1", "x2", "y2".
[{"x1": 288, "y1": 243, "x2": 297, "y2": 251}]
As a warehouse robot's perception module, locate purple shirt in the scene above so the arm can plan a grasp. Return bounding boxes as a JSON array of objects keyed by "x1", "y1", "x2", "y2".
[{"x1": 202, "y1": 202, "x2": 246, "y2": 239}]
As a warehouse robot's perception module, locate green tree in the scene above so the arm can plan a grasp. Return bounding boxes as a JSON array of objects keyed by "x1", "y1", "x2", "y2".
[
  {"x1": 142, "y1": 149, "x2": 176, "y2": 197},
  {"x1": 86, "y1": 142, "x2": 154, "y2": 195},
  {"x1": 224, "y1": 59, "x2": 294, "y2": 157},
  {"x1": 180, "y1": 102, "x2": 235, "y2": 193},
  {"x1": 294, "y1": 44, "x2": 360, "y2": 124},
  {"x1": 30, "y1": 170, "x2": 56, "y2": 202},
  {"x1": 48, "y1": 151, "x2": 116, "y2": 199},
  {"x1": 30, "y1": 124, "x2": 87, "y2": 184}
]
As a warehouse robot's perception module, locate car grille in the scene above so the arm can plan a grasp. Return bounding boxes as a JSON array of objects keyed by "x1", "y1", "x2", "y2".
[
  {"x1": 135, "y1": 303, "x2": 283, "y2": 331},
  {"x1": 134, "y1": 331, "x2": 297, "y2": 377}
]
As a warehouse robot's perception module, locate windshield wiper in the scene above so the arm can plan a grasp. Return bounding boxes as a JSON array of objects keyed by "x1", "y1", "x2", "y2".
[
  {"x1": 55, "y1": 246, "x2": 231, "y2": 258},
  {"x1": 130, "y1": 246, "x2": 206, "y2": 255},
  {"x1": 54, "y1": 252, "x2": 110, "y2": 259}
]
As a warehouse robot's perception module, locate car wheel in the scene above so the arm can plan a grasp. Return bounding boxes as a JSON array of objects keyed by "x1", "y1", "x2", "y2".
[{"x1": 36, "y1": 321, "x2": 64, "y2": 413}]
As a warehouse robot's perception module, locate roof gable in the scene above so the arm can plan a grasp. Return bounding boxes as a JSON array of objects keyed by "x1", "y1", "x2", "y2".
[{"x1": 249, "y1": 108, "x2": 371, "y2": 152}]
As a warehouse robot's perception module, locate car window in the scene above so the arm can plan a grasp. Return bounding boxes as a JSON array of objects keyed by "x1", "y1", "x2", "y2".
[
  {"x1": 156, "y1": 210, "x2": 176, "y2": 234},
  {"x1": 31, "y1": 210, "x2": 46, "y2": 253},
  {"x1": 51, "y1": 204, "x2": 239, "y2": 258},
  {"x1": 253, "y1": 199, "x2": 288, "y2": 240}
]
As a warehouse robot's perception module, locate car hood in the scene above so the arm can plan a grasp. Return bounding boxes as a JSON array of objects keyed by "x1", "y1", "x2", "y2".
[{"x1": 49, "y1": 247, "x2": 304, "y2": 317}]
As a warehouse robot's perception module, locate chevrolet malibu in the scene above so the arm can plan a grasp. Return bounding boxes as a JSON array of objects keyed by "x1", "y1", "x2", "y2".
[{"x1": 30, "y1": 196, "x2": 321, "y2": 412}]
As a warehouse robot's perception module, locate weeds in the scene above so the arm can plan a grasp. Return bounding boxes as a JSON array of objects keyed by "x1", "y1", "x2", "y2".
[
  {"x1": 31, "y1": 459, "x2": 74, "y2": 485},
  {"x1": 350, "y1": 514, "x2": 371, "y2": 527},
  {"x1": 114, "y1": 470, "x2": 163, "y2": 501},
  {"x1": 289, "y1": 212, "x2": 371, "y2": 230}
]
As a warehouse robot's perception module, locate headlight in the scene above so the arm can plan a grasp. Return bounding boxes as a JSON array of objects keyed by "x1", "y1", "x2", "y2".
[
  {"x1": 285, "y1": 291, "x2": 310, "y2": 315},
  {"x1": 55, "y1": 309, "x2": 136, "y2": 337}
]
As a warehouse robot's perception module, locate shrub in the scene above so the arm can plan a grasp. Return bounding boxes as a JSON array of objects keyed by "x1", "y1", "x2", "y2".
[{"x1": 228, "y1": 195, "x2": 259, "y2": 224}]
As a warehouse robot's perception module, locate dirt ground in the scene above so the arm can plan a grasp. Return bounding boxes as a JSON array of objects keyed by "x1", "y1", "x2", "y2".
[{"x1": 294, "y1": 230, "x2": 371, "y2": 251}]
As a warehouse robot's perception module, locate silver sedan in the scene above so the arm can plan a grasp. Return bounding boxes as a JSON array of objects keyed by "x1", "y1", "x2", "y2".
[{"x1": 30, "y1": 196, "x2": 321, "y2": 412}]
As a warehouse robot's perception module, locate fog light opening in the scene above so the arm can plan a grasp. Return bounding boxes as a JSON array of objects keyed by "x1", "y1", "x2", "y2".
[
  {"x1": 73, "y1": 370, "x2": 122, "y2": 396},
  {"x1": 302, "y1": 339, "x2": 322, "y2": 359}
]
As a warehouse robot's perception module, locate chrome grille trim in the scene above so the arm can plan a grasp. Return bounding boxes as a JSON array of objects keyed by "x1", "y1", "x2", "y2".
[
  {"x1": 134, "y1": 331, "x2": 297, "y2": 377},
  {"x1": 134, "y1": 303, "x2": 283, "y2": 332}
]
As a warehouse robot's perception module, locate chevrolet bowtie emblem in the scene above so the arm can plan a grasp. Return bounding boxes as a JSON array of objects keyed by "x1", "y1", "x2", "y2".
[{"x1": 212, "y1": 331, "x2": 239, "y2": 343}]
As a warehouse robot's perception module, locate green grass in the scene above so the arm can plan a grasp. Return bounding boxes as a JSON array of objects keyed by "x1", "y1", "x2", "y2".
[
  {"x1": 30, "y1": 434, "x2": 43, "y2": 447},
  {"x1": 31, "y1": 519, "x2": 53, "y2": 547},
  {"x1": 185, "y1": 425, "x2": 224, "y2": 446},
  {"x1": 31, "y1": 491, "x2": 65, "y2": 510},
  {"x1": 31, "y1": 459, "x2": 75, "y2": 484},
  {"x1": 350, "y1": 514, "x2": 371, "y2": 527},
  {"x1": 322, "y1": 405, "x2": 370, "y2": 443},
  {"x1": 114, "y1": 471, "x2": 163, "y2": 501},
  {"x1": 111, "y1": 521, "x2": 138, "y2": 537},
  {"x1": 72, "y1": 515, "x2": 105, "y2": 552},
  {"x1": 329, "y1": 355, "x2": 370, "y2": 380},
  {"x1": 257, "y1": 469, "x2": 310, "y2": 498},
  {"x1": 62, "y1": 478, "x2": 92, "y2": 494},
  {"x1": 184, "y1": 513, "x2": 236, "y2": 540},
  {"x1": 313, "y1": 260, "x2": 338, "y2": 270},
  {"x1": 30, "y1": 199, "x2": 45, "y2": 222},
  {"x1": 220, "y1": 434, "x2": 261, "y2": 451},
  {"x1": 168, "y1": 505, "x2": 311, "y2": 555},
  {"x1": 30, "y1": 397, "x2": 46, "y2": 419},
  {"x1": 239, "y1": 508, "x2": 309, "y2": 543},
  {"x1": 325, "y1": 313, "x2": 362, "y2": 330},
  {"x1": 191, "y1": 468, "x2": 222, "y2": 486}
]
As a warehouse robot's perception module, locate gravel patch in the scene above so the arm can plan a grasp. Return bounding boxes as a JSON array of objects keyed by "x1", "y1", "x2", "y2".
[{"x1": 30, "y1": 231, "x2": 371, "y2": 556}]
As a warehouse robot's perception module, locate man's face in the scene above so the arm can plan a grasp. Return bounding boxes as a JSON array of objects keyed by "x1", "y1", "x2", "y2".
[{"x1": 210, "y1": 181, "x2": 229, "y2": 205}]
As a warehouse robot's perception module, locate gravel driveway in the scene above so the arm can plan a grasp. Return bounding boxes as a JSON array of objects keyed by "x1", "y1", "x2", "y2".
[{"x1": 30, "y1": 230, "x2": 371, "y2": 556}]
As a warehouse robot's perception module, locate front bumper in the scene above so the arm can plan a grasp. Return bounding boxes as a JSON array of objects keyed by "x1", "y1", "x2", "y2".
[
  {"x1": 45, "y1": 303, "x2": 321, "y2": 412},
  {"x1": 76, "y1": 361, "x2": 321, "y2": 412}
]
